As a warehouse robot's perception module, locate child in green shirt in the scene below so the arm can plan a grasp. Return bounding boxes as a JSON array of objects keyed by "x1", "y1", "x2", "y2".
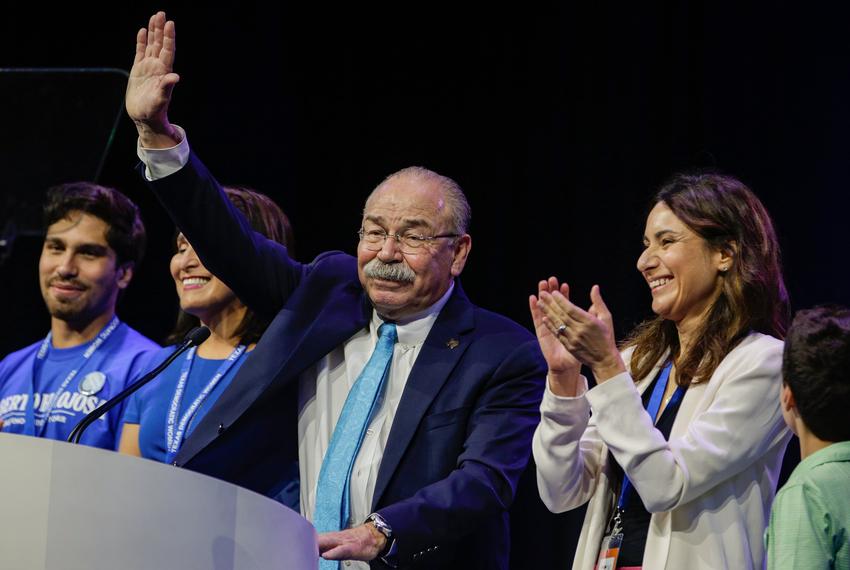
[{"x1": 766, "y1": 305, "x2": 850, "y2": 569}]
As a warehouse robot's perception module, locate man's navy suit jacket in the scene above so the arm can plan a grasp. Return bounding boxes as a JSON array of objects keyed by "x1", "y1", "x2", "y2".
[{"x1": 147, "y1": 154, "x2": 547, "y2": 569}]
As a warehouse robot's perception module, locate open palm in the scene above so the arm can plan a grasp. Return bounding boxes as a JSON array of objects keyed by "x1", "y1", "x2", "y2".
[{"x1": 125, "y1": 12, "x2": 179, "y2": 125}]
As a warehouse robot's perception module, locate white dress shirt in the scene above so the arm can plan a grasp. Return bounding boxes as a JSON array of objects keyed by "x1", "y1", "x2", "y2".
[{"x1": 297, "y1": 289, "x2": 452, "y2": 528}]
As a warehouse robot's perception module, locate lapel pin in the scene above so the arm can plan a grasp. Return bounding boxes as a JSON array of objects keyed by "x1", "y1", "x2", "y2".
[{"x1": 446, "y1": 338, "x2": 459, "y2": 349}]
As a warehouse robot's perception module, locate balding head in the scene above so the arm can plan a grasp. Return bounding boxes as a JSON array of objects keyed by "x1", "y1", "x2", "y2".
[{"x1": 367, "y1": 166, "x2": 470, "y2": 235}]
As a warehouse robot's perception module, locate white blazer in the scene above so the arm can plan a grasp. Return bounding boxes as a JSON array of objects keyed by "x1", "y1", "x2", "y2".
[{"x1": 533, "y1": 332, "x2": 791, "y2": 570}]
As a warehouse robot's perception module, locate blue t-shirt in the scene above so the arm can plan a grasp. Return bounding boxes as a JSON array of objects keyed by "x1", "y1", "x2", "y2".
[
  {"x1": 0, "y1": 323, "x2": 159, "y2": 449},
  {"x1": 123, "y1": 345, "x2": 246, "y2": 463}
]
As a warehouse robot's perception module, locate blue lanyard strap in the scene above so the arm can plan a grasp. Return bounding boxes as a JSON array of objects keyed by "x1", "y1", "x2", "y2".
[
  {"x1": 616, "y1": 363, "x2": 684, "y2": 511},
  {"x1": 165, "y1": 344, "x2": 246, "y2": 464},
  {"x1": 25, "y1": 316, "x2": 121, "y2": 437}
]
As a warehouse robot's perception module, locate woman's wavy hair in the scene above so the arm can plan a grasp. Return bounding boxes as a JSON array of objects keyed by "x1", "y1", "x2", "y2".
[
  {"x1": 623, "y1": 173, "x2": 789, "y2": 387},
  {"x1": 165, "y1": 186, "x2": 294, "y2": 346}
]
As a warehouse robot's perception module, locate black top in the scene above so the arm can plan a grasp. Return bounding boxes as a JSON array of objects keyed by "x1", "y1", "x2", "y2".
[{"x1": 609, "y1": 367, "x2": 686, "y2": 566}]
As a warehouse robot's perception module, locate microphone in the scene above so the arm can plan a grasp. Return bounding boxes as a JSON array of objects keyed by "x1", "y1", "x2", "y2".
[{"x1": 67, "y1": 326, "x2": 211, "y2": 445}]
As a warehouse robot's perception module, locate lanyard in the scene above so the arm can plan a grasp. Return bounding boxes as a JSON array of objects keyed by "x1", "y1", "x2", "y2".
[
  {"x1": 616, "y1": 362, "x2": 684, "y2": 511},
  {"x1": 25, "y1": 316, "x2": 121, "y2": 437},
  {"x1": 164, "y1": 344, "x2": 246, "y2": 464}
]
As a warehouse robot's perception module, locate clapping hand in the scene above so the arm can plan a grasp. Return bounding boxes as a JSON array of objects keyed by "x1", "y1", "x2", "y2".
[
  {"x1": 535, "y1": 279, "x2": 626, "y2": 383},
  {"x1": 530, "y1": 277, "x2": 582, "y2": 395}
]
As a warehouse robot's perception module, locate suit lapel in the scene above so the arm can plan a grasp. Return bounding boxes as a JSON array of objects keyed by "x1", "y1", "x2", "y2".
[
  {"x1": 371, "y1": 286, "x2": 475, "y2": 508},
  {"x1": 177, "y1": 282, "x2": 372, "y2": 463},
  {"x1": 272, "y1": 287, "x2": 372, "y2": 389}
]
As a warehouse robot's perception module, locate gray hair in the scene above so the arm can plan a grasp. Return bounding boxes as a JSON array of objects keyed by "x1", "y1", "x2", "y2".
[{"x1": 367, "y1": 166, "x2": 471, "y2": 234}]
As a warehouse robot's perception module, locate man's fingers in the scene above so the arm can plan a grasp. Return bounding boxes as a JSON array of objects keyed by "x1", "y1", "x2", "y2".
[
  {"x1": 145, "y1": 13, "x2": 157, "y2": 57},
  {"x1": 134, "y1": 28, "x2": 147, "y2": 65},
  {"x1": 160, "y1": 20, "x2": 176, "y2": 67},
  {"x1": 160, "y1": 72, "x2": 181, "y2": 94},
  {"x1": 317, "y1": 527, "x2": 376, "y2": 561},
  {"x1": 320, "y1": 544, "x2": 353, "y2": 560},
  {"x1": 153, "y1": 12, "x2": 165, "y2": 54},
  {"x1": 317, "y1": 532, "x2": 340, "y2": 553}
]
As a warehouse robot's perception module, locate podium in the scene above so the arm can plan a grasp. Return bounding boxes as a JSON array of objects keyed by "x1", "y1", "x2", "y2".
[{"x1": 0, "y1": 433, "x2": 318, "y2": 570}]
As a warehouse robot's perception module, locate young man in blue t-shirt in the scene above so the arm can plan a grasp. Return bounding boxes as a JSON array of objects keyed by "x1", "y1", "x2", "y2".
[{"x1": 0, "y1": 183, "x2": 158, "y2": 449}]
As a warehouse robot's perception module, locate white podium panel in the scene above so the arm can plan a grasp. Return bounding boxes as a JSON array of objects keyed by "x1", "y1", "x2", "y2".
[{"x1": 0, "y1": 433, "x2": 317, "y2": 570}]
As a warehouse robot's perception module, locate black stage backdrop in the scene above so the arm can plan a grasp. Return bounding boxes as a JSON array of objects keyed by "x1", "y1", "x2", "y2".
[{"x1": 2, "y1": 3, "x2": 849, "y2": 567}]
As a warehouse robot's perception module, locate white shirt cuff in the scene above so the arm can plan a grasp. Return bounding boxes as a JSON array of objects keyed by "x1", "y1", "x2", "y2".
[{"x1": 137, "y1": 124, "x2": 190, "y2": 181}]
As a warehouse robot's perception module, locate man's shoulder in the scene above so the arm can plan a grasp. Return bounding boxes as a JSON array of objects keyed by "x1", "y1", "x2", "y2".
[
  {"x1": 308, "y1": 250, "x2": 358, "y2": 274},
  {"x1": 295, "y1": 250, "x2": 361, "y2": 296},
  {"x1": 102, "y1": 324, "x2": 161, "y2": 375},
  {"x1": 459, "y1": 302, "x2": 540, "y2": 367},
  {"x1": 113, "y1": 323, "x2": 160, "y2": 353},
  {"x1": 0, "y1": 340, "x2": 42, "y2": 376}
]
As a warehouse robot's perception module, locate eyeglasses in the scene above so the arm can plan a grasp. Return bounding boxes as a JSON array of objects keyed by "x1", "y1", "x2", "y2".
[{"x1": 357, "y1": 228, "x2": 459, "y2": 253}]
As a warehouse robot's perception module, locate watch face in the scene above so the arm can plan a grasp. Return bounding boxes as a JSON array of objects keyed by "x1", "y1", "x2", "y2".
[{"x1": 368, "y1": 514, "x2": 392, "y2": 537}]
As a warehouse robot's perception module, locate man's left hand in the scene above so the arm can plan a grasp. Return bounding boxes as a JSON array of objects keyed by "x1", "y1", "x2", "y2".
[{"x1": 318, "y1": 523, "x2": 386, "y2": 561}]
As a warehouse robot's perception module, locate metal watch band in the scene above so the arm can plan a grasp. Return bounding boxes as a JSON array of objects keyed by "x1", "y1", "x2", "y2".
[{"x1": 366, "y1": 513, "x2": 398, "y2": 565}]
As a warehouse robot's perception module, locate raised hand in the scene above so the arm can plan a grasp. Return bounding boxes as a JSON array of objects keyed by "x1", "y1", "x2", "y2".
[
  {"x1": 126, "y1": 11, "x2": 181, "y2": 147},
  {"x1": 529, "y1": 277, "x2": 582, "y2": 395},
  {"x1": 537, "y1": 283, "x2": 625, "y2": 383}
]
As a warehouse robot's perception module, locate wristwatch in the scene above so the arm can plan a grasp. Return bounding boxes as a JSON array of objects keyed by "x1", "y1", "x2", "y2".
[{"x1": 366, "y1": 512, "x2": 398, "y2": 566}]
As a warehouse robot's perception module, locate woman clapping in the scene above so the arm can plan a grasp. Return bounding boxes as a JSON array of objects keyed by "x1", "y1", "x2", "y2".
[{"x1": 531, "y1": 173, "x2": 790, "y2": 569}]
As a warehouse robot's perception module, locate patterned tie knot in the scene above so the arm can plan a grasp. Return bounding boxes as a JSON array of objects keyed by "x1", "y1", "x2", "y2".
[{"x1": 378, "y1": 322, "x2": 398, "y2": 344}]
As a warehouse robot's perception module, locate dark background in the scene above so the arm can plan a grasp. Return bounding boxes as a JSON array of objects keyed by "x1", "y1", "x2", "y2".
[{"x1": 2, "y1": 3, "x2": 848, "y2": 567}]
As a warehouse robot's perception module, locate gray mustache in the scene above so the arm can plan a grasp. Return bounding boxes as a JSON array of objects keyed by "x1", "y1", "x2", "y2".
[{"x1": 364, "y1": 258, "x2": 415, "y2": 283}]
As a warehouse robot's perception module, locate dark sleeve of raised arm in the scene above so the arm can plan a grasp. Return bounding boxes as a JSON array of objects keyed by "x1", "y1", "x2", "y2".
[{"x1": 144, "y1": 152, "x2": 305, "y2": 315}]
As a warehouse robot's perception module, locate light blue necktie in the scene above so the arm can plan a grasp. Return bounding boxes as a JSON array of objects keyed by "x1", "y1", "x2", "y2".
[{"x1": 314, "y1": 322, "x2": 397, "y2": 568}]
